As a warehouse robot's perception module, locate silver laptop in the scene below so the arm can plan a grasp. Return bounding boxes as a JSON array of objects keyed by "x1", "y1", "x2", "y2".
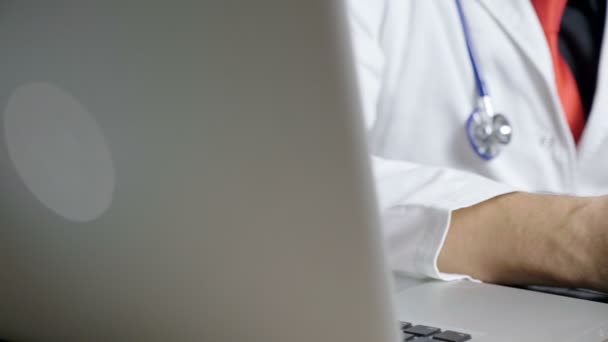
[{"x1": 0, "y1": 2, "x2": 606, "y2": 341}]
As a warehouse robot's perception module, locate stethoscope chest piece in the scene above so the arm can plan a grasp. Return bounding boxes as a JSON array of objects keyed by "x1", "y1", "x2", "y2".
[{"x1": 466, "y1": 108, "x2": 512, "y2": 160}]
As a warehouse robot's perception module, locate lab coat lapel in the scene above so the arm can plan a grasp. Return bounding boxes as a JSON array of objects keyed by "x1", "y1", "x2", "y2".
[
  {"x1": 478, "y1": 0, "x2": 578, "y2": 154},
  {"x1": 577, "y1": 2, "x2": 608, "y2": 156},
  {"x1": 476, "y1": 0, "x2": 554, "y2": 93}
]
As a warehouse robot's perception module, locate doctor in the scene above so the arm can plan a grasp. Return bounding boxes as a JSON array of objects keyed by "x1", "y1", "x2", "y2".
[{"x1": 348, "y1": 0, "x2": 608, "y2": 292}]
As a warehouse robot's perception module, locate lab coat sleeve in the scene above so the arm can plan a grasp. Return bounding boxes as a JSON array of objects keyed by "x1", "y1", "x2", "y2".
[{"x1": 347, "y1": 0, "x2": 516, "y2": 280}]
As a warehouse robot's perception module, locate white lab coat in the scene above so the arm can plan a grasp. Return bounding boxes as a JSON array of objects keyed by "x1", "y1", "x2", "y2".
[{"x1": 347, "y1": 0, "x2": 608, "y2": 280}]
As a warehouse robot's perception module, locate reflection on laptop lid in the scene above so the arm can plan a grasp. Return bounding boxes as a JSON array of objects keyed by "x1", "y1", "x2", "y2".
[{"x1": 0, "y1": 2, "x2": 400, "y2": 341}]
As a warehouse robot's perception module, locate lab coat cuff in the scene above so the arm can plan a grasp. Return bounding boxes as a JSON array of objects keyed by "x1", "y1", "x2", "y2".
[
  {"x1": 418, "y1": 184, "x2": 516, "y2": 281},
  {"x1": 421, "y1": 209, "x2": 479, "y2": 282}
]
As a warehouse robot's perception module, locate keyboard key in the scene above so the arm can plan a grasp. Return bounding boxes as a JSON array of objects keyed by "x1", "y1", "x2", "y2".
[
  {"x1": 403, "y1": 325, "x2": 441, "y2": 336},
  {"x1": 402, "y1": 333, "x2": 416, "y2": 341},
  {"x1": 400, "y1": 321, "x2": 412, "y2": 330},
  {"x1": 433, "y1": 330, "x2": 472, "y2": 342}
]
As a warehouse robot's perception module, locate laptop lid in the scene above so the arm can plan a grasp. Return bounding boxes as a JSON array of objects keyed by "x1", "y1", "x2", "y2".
[{"x1": 0, "y1": 2, "x2": 399, "y2": 341}]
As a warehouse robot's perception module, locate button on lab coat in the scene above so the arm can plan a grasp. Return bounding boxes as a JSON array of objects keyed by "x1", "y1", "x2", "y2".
[{"x1": 347, "y1": 0, "x2": 608, "y2": 280}]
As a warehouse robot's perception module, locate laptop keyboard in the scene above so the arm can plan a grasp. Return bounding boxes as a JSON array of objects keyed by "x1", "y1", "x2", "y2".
[{"x1": 400, "y1": 321, "x2": 472, "y2": 341}]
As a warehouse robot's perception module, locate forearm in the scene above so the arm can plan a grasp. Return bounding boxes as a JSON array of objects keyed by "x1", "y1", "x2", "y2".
[{"x1": 438, "y1": 192, "x2": 598, "y2": 289}]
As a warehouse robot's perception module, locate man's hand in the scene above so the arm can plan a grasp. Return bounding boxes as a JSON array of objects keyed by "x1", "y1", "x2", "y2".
[{"x1": 437, "y1": 192, "x2": 608, "y2": 293}]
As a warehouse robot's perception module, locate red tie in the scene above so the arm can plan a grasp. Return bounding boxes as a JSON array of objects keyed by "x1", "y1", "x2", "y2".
[{"x1": 531, "y1": 0, "x2": 586, "y2": 143}]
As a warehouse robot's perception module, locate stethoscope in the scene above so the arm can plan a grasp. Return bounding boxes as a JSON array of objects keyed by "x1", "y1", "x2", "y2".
[{"x1": 455, "y1": 0, "x2": 512, "y2": 160}]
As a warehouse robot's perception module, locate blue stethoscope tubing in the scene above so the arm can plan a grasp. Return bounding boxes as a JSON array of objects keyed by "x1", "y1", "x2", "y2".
[
  {"x1": 455, "y1": 0, "x2": 489, "y2": 98},
  {"x1": 455, "y1": 0, "x2": 512, "y2": 160}
]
